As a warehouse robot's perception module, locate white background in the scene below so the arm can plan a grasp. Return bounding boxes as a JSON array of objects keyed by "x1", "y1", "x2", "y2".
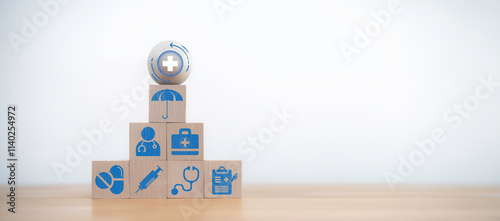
[{"x1": 0, "y1": 0, "x2": 499, "y2": 187}]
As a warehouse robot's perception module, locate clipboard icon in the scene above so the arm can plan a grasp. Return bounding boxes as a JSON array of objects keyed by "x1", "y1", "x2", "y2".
[{"x1": 212, "y1": 166, "x2": 238, "y2": 195}]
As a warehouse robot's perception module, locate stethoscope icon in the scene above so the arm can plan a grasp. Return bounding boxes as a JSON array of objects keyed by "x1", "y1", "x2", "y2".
[
  {"x1": 171, "y1": 166, "x2": 199, "y2": 195},
  {"x1": 137, "y1": 141, "x2": 158, "y2": 152}
]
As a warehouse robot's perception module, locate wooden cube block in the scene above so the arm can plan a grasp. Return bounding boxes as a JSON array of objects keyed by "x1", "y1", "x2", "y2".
[
  {"x1": 129, "y1": 123, "x2": 167, "y2": 161},
  {"x1": 149, "y1": 85, "x2": 186, "y2": 123},
  {"x1": 166, "y1": 123, "x2": 204, "y2": 161},
  {"x1": 92, "y1": 161, "x2": 130, "y2": 199},
  {"x1": 167, "y1": 161, "x2": 204, "y2": 198},
  {"x1": 204, "y1": 160, "x2": 242, "y2": 198},
  {"x1": 129, "y1": 161, "x2": 168, "y2": 199}
]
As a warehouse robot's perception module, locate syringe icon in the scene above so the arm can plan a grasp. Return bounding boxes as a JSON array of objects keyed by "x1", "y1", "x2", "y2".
[{"x1": 136, "y1": 165, "x2": 163, "y2": 194}]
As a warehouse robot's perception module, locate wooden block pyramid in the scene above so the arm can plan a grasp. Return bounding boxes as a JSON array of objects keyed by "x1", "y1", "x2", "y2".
[{"x1": 92, "y1": 84, "x2": 242, "y2": 199}]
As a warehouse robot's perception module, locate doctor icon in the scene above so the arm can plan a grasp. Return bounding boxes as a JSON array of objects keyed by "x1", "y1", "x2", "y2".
[{"x1": 136, "y1": 127, "x2": 160, "y2": 156}]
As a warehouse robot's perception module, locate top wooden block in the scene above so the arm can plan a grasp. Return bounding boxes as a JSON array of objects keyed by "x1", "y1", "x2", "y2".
[{"x1": 149, "y1": 85, "x2": 186, "y2": 123}]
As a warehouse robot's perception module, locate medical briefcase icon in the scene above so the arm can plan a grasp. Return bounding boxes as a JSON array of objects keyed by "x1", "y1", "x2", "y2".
[
  {"x1": 171, "y1": 128, "x2": 199, "y2": 155},
  {"x1": 212, "y1": 166, "x2": 238, "y2": 195}
]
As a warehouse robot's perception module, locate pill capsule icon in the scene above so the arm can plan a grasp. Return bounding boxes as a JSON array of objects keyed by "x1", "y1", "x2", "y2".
[
  {"x1": 95, "y1": 172, "x2": 112, "y2": 189},
  {"x1": 94, "y1": 165, "x2": 124, "y2": 195},
  {"x1": 110, "y1": 165, "x2": 124, "y2": 179},
  {"x1": 110, "y1": 180, "x2": 124, "y2": 195}
]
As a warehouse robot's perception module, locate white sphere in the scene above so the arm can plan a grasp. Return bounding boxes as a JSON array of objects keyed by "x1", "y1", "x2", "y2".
[{"x1": 148, "y1": 40, "x2": 192, "y2": 84}]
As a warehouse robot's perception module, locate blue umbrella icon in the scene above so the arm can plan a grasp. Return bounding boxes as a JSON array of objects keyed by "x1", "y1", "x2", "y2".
[{"x1": 151, "y1": 89, "x2": 183, "y2": 119}]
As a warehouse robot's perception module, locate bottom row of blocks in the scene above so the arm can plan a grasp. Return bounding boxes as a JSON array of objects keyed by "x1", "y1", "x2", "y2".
[{"x1": 92, "y1": 160, "x2": 241, "y2": 199}]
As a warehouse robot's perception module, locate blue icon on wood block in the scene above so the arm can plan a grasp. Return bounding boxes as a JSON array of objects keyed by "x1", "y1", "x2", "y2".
[
  {"x1": 171, "y1": 166, "x2": 199, "y2": 195},
  {"x1": 136, "y1": 127, "x2": 160, "y2": 156},
  {"x1": 136, "y1": 165, "x2": 163, "y2": 194},
  {"x1": 151, "y1": 89, "x2": 183, "y2": 119},
  {"x1": 212, "y1": 166, "x2": 238, "y2": 195},
  {"x1": 95, "y1": 165, "x2": 124, "y2": 194},
  {"x1": 171, "y1": 128, "x2": 199, "y2": 155}
]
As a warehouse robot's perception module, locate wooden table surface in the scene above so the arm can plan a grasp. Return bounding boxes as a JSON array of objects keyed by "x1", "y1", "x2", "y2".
[{"x1": 2, "y1": 185, "x2": 500, "y2": 221}]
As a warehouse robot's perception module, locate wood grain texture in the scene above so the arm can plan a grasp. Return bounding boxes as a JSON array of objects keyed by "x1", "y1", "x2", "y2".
[
  {"x1": 166, "y1": 123, "x2": 204, "y2": 161},
  {"x1": 2, "y1": 185, "x2": 500, "y2": 221},
  {"x1": 149, "y1": 85, "x2": 186, "y2": 123},
  {"x1": 129, "y1": 123, "x2": 167, "y2": 161},
  {"x1": 92, "y1": 161, "x2": 130, "y2": 199},
  {"x1": 129, "y1": 161, "x2": 168, "y2": 199},
  {"x1": 204, "y1": 160, "x2": 242, "y2": 198},
  {"x1": 167, "y1": 161, "x2": 204, "y2": 198}
]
